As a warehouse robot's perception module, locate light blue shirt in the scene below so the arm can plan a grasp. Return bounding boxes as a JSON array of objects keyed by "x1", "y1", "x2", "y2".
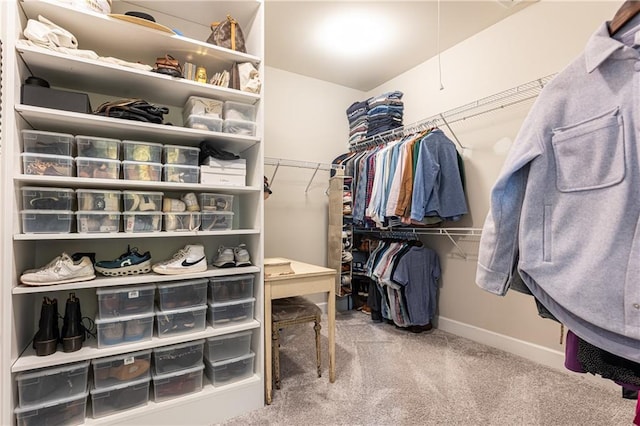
[{"x1": 476, "y1": 21, "x2": 640, "y2": 361}]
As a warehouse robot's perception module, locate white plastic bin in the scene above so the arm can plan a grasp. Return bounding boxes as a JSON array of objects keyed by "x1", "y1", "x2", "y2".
[
  {"x1": 92, "y1": 349, "x2": 152, "y2": 389},
  {"x1": 205, "y1": 330, "x2": 252, "y2": 363},
  {"x1": 16, "y1": 361, "x2": 89, "y2": 407},
  {"x1": 204, "y1": 351, "x2": 255, "y2": 387},
  {"x1": 152, "y1": 364, "x2": 204, "y2": 403},
  {"x1": 152, "y1": 339, "x2": 205, "y2": 375}
]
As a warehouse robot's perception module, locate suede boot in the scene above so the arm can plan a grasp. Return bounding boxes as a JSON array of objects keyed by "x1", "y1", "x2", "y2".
[{"x1": 33, "y1": 297, "x2": 59, "y2": 356}]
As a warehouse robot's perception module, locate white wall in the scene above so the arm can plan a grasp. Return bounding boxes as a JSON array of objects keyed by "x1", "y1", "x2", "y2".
[{"x1": 263, "y1": 67, "x2": 363, "y2": 264}]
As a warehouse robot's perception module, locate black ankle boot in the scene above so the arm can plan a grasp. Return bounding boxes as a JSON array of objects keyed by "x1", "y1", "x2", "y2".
[
  {"x1": 33, "y1": 297, "x2": 59, "y2": 356},
  {"x1": 61, "y1": 292, "x2": 85, "y2": 353}
]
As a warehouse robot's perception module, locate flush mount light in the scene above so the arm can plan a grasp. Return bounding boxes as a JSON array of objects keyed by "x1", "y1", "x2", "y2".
[{"x1": 315, "y1": 10, "x2": 392, "y2": 57}]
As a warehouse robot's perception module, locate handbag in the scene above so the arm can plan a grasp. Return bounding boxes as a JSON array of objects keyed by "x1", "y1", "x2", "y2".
[
  {"x1": 206, "y1": 15, "x2": 247, "y2": 53},
  {"x1": 94, "y1": 99, "x2": 169, "y2": 124},
  {"x1": 152, "y1": 54, "x2": 183, "y2": 78}
]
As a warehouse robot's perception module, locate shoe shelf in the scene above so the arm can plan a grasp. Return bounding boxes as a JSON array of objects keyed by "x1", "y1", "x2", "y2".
[
  {"x1": 12, "y1": 320, "x2": 261, "y2": 372},
  {"x1": 15, "y1": 105, "x2": 260, "y2": 152},
  {"x1": 17, "y1": 46, "x2": 260, "y2": 106},
  {"x1": 12, "y1": 265, "x2": 261, "y2": 294},
  {"x1": 14, "y1": 229, "x2": 260, "y2": 241},
  {"x1": 15, "y1": 175, "x2": 261, "y2": 193}
]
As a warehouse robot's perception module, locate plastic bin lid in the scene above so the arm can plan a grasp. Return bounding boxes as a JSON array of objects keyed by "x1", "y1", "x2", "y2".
[
  {"x1": 21, "y1": 186, "x2": 75, "y2": 193},
  {"x1": 20, "y1": 152, "x2": 73, "y2": 160},
  {"x1": 209, "y1": 274, "x2": 254, "y2": 283},
  {"x1": 122, "y1": 211, "x2": 162, "y2": 216},
  {"x1": 76, "y1": 188, "x2": 122, "y2": 194},
  {"x1": 207, "y1": 350, "x2": 255, "y2": 367},
  {"x1": 157, "y1": 278, "x2": 208, "y2": 289},
  {"x1": 122, "y1": 160, "x2": 162, "y2": 166},
  {"x1": 14, "y1": 391, "x2": 89, "y2": 413},
  {"x1": 21, "y1": 209, "x2": 73, "y2": 214},
  {"x1": 122, "y1": 190, "x2": 164, "y2": 196},
  {"x1": 122, "y1": 140, "x2": 163, "y2": 147},
  {"x1": 202, "y1": 211, "x2": 234, "y2": 216},
  {"x1": 206, "y1": 329, "x2": 253, "y2": 342},
  {"x1": 75, "y1": 211, "x2": 121, "y2": 215},
  {"x1": 152, "y1": 363, "x2": 204, "y2": 381},
  {"x1": 90, "y1": 376, "x2": 150, "y2": 395},
  {"x1": 209, "y1": 297, "x2": 256, "y2": 308},
  {"x1": 153, "y1": 338, "x2": 205, "y2": 353},
  {"x1": 96, "y1": 284, "x2": 155, "y2": 295},
  {"x1": 155, "y1": 304, "x2": 207, "y2": 316},
  {"x1": 22, "y1": 129, "x2": 74, "y2": 138},
  {"x1": 163, "y1": 144, "x2": 200, "y2": 151},
  {"x1": 15, "y1": 360, "x2": 89, "y2": 381},
  {"x1": 75, "y1": 135, "x2": 121, "y2": 142},
  {"x1": 75, "y1": 157, "x2": 120, "y2": 163},
  {"x1": 163, "y1": 164, "x2": 200, "y2": 170},
  {"x1": 91, "y1": 349, "x2": 152, "y2": 365},
  {"x1": 94, "y1": 311, "x2": 155, "y2": 325}
]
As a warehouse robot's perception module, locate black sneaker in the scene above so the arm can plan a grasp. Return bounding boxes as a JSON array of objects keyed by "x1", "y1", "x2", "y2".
[{"x1": 95, "y1": 246, "x2": 152, "y2": 277}]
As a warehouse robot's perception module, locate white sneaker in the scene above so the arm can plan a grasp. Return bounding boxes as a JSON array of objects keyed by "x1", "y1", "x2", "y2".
[
  {"x1": 212, "y1": 246, "x2": 235, "y2": 268},
  {"x1": 152, "y1": 244, "x2": 207, "y2": 275},
  {"x1": 234, "y1": 244, "x2": 252, "y2": 267},
  {"x1": 20, "y1": 253, "x2": 95, "y2": 286}
]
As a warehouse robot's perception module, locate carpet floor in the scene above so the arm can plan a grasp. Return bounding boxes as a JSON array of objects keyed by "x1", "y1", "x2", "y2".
[{"x1": 221, "y1": 311, "x2": 636, "y2": 426}]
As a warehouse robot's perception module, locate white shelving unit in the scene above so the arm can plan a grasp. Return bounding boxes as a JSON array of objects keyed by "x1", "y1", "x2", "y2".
[{"x1": 1, "y1": 0, "x2": 265, "y2": 424}]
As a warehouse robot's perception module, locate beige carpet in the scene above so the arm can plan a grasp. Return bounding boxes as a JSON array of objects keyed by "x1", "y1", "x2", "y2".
[{"x1": 221, "y1": 311, "x2": 636, "y2": 426}]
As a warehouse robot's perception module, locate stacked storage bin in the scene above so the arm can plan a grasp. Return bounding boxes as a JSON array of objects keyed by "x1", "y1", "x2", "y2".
[
  {"x1": 152, "y1": 279, "x2": 208, "y2": 401},
  {"x1": 199, "y1": 193, "x2": 235, "y2": 231},
  {"x1": 222, "y1": 101, "x2": 257, "y2": 136},
  {"x1": 14, "y1": 361, "x2": 89, "y2": 426},
  {"x1": 75, "y1": 189, "x2": 121, "y2": 233},
  {"x1": 182, "y1": 95, "x2": 223, "y2": 132},
  {"x1": 75, "y1": 135, "x2": 121, "y2": 179},
  {"x1": 89, "y1": 350, "x2": 152, "y2": 418},
  {"x1": 163, "y1": 144, "x2": 201, "y2": 184},
  {"x1": 205, "y1": 275, "x2": 256, "y2": 387},
  {"x1": 121, "y1": 190, "x2": 164, "y2": 233},
  {"x1": 121, "y1": 140, "x2": 163, "y2": 182},
  {"x1": 20, "y1": 130, "x2": 75, "y2": 234}
]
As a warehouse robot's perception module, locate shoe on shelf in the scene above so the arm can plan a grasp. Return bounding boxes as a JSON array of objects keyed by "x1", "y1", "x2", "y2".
[
  {"x1": 162, "y1": 198, "x2": 186, "y2": 213},
  {"x1": 341, "y1": 251, "x2": 353, "y2": 262},
  {"x1": 33, "y1": 297, "x2": 59, "y2": 357},
  {"x1": 95, "y1": 246, "x2": 152, "y2": 277},
  {"x1": 61, "y1": 292, "x2": 85, "y2": 353},
  {"x1": 152, "y1": 244, "x2": 207, "y2": 275},
  {"x1": 20, "y1": 253, "x2": 95, "y2": 286},
  {"x1": 212, "y1": 246, "x2": 235, "y2": 268},
  {"x1": 234, "y1": 244, "x2": 252, "y2": 267}
]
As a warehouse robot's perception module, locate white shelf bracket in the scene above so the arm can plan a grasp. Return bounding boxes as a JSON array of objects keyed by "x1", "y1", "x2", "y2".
[
  {"x1": 305, "y1": 163, "x2": 321, "y2": 193},
  {"x1": 440, "y1": 113, "x2": 466, "y2": 151},
  {"x1": 269, "y1": 160, "x2": 281, "y2": 186}
]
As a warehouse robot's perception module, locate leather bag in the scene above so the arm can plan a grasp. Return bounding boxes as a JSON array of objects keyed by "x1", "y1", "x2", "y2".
[
  {"x1": 206, "y1": 15, "x2": 247, "y2": 53},
  {"x1": 94, "y1": 99, "x2": 169, "y2": 124},
  {"x1": 152, "y1": 54, "x2": 183, "y2": 78}
]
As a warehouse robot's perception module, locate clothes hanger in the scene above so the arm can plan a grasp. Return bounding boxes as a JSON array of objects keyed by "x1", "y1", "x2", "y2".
[{"x1": 609, "y1": 0, "x2": 640, "y2": 35}]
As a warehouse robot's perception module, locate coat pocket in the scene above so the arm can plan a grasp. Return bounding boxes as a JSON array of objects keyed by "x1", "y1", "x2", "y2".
[{"x1": 551, "y1": 107, "x2": 624, "y2": 192}]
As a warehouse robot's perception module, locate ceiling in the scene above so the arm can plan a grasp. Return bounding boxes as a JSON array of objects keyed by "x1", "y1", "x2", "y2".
[{"x1": 265, "y1": 1, "x2": 536, "y2": 91}]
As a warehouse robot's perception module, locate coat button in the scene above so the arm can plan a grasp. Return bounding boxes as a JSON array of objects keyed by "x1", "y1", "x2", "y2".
[{"x1": 633, "y1": 303, "x2": 640, "y2": 309}]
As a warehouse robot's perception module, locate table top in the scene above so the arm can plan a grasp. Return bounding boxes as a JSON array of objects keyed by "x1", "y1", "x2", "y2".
[{"x1": 264, "y1": 258, "x2": 336, "y2": 282}]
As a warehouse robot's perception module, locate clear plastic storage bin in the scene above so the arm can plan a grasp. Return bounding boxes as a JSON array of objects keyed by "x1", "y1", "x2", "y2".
[
  {"x1": 183, "y1": 96, "x2": 223, "y2": 120},
  {"x1": 156, "y1": 305, "x2": 207, "y2": 338},
  {"x1": 123, "y1": 211, "x2": 163, "y2": 232},
  {"x1": 21, "y1": 153, "x2": 73, "y2": 177},
  {"x1": 205, "y1": 330, "x2": 252, "y2": 363},
  {"x1": 75, "y1": 135, "x2": 120, "y2": 159},
  {"x1": 92, "y1": 350, "x2": 152, "y2": 389},
  {"x1": 22, "y1": 129, "x2": 74, "y2": 156},
  {"x1": 16, "y1": 361, "x2": 89, "y2": 407},
  {"x1": 200, "y1": 211, "x2": 234, "y2": 231},
  {"x1": 96, "y1": 285, "x2": 155, "y2": 319},
  {"x1": 21, "y1": 210, "x2": 73, "y2": 234},
  {"x1": 22, "y1": 187, "x2": 75, "y2": 211},
  {"x1": 184, "y1": 114, "x2": 223, "y2": 132},
  {"x1": 204, "y1": 351, "x2": 255, "y2": 387},
  {"x1": 163, "y1": 164, "x2": 199, "y2": 183},
  {"x1": 14, "y1": 392, "x2": 87, "y2": 426},
  {"x1": 222, "y1": 119, "x2": 256, "y2": 136},
  {"x1": 122, "y1": 161, "x2": 162, "y2": 181},
  {"x1": 207, "y1": 297, "x2": 255, "y2": 328},
  {"x1": 76, "y1": 157, "x2": 120, "y2": 179},
  {"x1": 90, "y1": 377, "x2": 150, "y2": 418},
  {"x1": 223, "y1": 101, "x2": 256, "y2": 122},
  {"x1": 76, "y1": 211, "x2": 120, "y2": 233},
  {"x1": 152, "y1": 340, "x2": 205, "y2": 375},
  {"x1": 163, "y1": 212, "x2": 201, "y2": 232},
  {"x1": 95, "y1": 312, "x2": 154, "y2": 348},
  {"x1": 122, "y1": 191, "x2": 163, "y2": 212},
  {"x1": 152, "y1": 364, "x2": 204, "y2": 403},
  {"x1": 157, "y1": 278, "x2": 208, "y2": 310},
  {"x1": 76, "y1": 189, "x2": 121, "y2": 211},
  {"x1": 163, "y1": 145, "x2": 200, "y2": 166},
  {"x1": 208, "y1": 275, "x2": 255, "y2": 303},
  {"x1": 198, "y1": 193, "x2": 234, "y2": 212},
  {"x1": 122, "y1": 140, "x2": 163, "y2": 163}
]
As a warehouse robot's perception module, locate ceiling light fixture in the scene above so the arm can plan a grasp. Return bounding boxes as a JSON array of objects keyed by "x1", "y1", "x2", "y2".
[{"x1": 315, "y1": 10, "x2": 392, "y2": 58}]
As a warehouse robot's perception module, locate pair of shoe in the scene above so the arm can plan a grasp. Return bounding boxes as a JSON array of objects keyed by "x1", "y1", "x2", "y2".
[
  {"x1": 162, "y1": 192, "x2": 199, "y2": 213},
  {"x1": 20, "y1": 253, "x2": 96, "y2": 286},
  {"x1": 152, "y1": 244, "x2": 208, "y2": 275},
  {"x1": 33, "y1": 292, "x2": 91, "y2": 356},
  {"x1": 212, "y1": 244, "x2": 251, "y2": 268},
  {"x1": 95, "y1": 246, "x2": 152, "y2": 277}
]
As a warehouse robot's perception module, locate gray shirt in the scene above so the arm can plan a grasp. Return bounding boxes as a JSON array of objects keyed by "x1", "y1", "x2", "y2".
[{"x1": 476, "y1": 20, "x2": 640, "y2": 361}]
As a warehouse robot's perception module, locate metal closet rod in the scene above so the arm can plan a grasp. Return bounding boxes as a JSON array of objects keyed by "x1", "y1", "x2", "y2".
[
  {"x1": 349, "y1": 73, "x2": 557, "y2": 152},
  {"x1": 264, "y1": 157, "x2": 345, "y2": 193}
]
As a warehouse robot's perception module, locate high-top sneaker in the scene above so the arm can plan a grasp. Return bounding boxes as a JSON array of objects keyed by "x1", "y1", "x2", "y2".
[
  {"x1": 152, "y1": 244, "x2": 207, "y2": 275},
  {"x1": 61, "y1": 292, "x2": 85, "y2": 353},
  {"x1": 33, "y1": 297, "x2": 59, "y2": 356}
]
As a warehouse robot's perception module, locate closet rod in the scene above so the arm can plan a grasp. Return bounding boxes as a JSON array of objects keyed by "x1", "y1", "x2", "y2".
[
  {"x1": 264, "y1": 157, "x2": 345, "y2": 193},
  {"x1": 349, "y1": 73, "x2": 557, "y2": 152}
]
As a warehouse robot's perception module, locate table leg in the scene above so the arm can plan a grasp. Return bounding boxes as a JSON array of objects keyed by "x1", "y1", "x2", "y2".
[
  {"x1": 328, "y1": 287, "x2": 336, "y2": 383},
  {"x1": 264, "y1": 283, "x2": 273, "y2": 404}
]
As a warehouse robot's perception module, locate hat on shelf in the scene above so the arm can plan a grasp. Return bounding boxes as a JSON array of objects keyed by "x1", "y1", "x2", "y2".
[{"x1": 108, "y1": 11, "x2": 175, "y2": 34}]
